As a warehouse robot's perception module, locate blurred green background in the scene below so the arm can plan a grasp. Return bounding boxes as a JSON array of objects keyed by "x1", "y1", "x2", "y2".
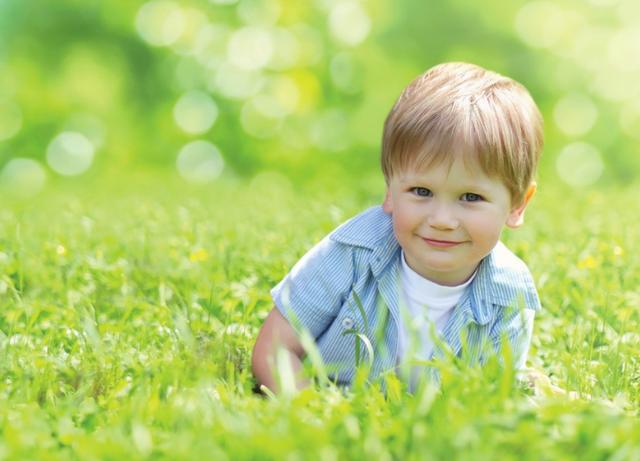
[{"x1": 0, "y1": 0, "x2": 639, "y2": 197}]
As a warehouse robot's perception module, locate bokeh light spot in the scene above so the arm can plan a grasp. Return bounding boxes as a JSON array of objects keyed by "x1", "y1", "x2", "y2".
[
  {"x1": 0, "y1": 100, "x2": 23, "y2": 141},
  {"x1": 227, "y1": 27, "x2": 273, "y2": 70},
  {"x1": 329, "y1": 2, "x2": 371, "y2": 46},
  {"x1": 608, "y1": 27, "x2": 640, "y2": 72},
  {"x1": 268, "y1": 28, "x2": 300, "y2": 70},
  {"x1": 237, "y1": 0, "x2": 281, "y2": 26},
  {"x1": 46, "y1": 132, "x2": 95, "y2": 176},
  {"x1": 310, "y1": 109, "x2": 349, "y2": 152},
  {"x1": 173, "y1": 90, "x2": 219, "y2": 134},
  {"x1": 210, "y1": 62, "x2": 264, "y2": 99},
  {"x1": 193, "y1": 24, "x2": 231, "y2": 68},
  {"x1": 170, "y1": 7, "x2": 210, "y2": 56},
  {"x1": 135, "y1": 1, "x2": 185, "y2": 47},
  {"x1": 177, "y1": 140, "x2": 224, "y2": 183},
  {"x1": 0, "y1": 158, "x2": 47, "y2": 198},
  {"x1": 571, "y1": 26, "x2": 609, "y2": 72},
  {"x1": 553, "y1": 93, "x2": 598, "y2": 137},
  {"x1": 617, "y1": 0, "x2": 640, "y2": 26},
  {"x1": 515, "y1": 2, "x2": 565, "y2": 49},
  {"x1": 556, "y1": 142, "x2": 604, "y2": 187},
  {"x1": 252, "y1": 76, "x2": 299, "y2": 118},
  {"x1": 591, "y1": 70, "x2": 638, "y2": 102}
]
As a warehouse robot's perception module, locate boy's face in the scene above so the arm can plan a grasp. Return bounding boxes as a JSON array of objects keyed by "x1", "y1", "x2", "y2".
[{"x1": 383, "y1": 156, "x2": 533, "y2": 286}]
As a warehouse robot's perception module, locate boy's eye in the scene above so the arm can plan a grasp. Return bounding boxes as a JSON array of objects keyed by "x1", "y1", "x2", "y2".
[
  {"x1": 461, "y1": 192, "x2": 484, "y2": 202},
  {"x1": 412, "y1": 187, "x2": 432, "y2": 197}
]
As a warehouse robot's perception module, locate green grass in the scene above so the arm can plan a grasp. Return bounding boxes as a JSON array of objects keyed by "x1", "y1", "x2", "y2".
[{"x1": 1, "y1": 172, "x2": 639, "y2": 460}]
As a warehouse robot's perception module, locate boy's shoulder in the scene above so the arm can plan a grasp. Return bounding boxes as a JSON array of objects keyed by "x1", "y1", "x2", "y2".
[
  {"x1": 323, "y1": 206, "x2": 540, "y2": 310},
  {"x1": 327, "y1": 206, "x2": 400, "y2": 278},
  {"x1": 329, "y1": 205, "x2": 394, "y2": 250},
  {"x1": 474, "y1": 241, "x2": 540, "y2": 310}
]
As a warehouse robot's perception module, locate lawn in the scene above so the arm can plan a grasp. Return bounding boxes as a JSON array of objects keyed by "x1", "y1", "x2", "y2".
[{"x1": 1, "y1": 172, "x2": 639, "y2": 460}]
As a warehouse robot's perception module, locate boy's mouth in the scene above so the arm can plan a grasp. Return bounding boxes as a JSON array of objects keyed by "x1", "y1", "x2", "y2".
[{"x1": 421, "y1": 238, "x2": 462, "y2": 248}]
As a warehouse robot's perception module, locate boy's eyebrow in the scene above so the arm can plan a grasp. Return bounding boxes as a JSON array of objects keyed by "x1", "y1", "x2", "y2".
[{"x1": 400, "y1": 175, "x2": 496, "y2": 190}]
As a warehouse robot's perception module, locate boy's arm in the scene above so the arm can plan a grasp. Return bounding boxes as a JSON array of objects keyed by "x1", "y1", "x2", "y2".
[
  {"x1": 489, "y1": 306, "x2": 535, "y2": 373},
  {"x1": 252, "y1": 307, "x2": 309, "y2": 393},
  {"x1": 512, "y1": 309, "x2": 535, "y2": 372}
]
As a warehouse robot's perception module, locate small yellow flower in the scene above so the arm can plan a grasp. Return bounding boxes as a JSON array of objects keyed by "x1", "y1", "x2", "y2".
[
  {"x1": 189, "y1": 248, "x2": 208, "y2": 262},
  {"x1": 56, "y1": 245, "x2": 67, "y2": 256},
  {"x1": 613, "y1": 246, "x2": 624, "y2": 257},
  {"x1": 577, "y1": 255, "x2": 597, "y2": 270}
]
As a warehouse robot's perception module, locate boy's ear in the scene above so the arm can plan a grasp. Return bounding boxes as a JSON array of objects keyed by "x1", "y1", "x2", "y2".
[
  {"x1": 382, "y1": 189, "x2": 393, "y2": 213},
  {"x1": 506, "y1": 183, "x2": 536, "y2": 229}
]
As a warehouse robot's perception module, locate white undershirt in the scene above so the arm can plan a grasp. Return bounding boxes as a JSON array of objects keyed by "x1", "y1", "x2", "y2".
[{"x1": 397, "y1": 251, "x2": 476, "y2": 390}]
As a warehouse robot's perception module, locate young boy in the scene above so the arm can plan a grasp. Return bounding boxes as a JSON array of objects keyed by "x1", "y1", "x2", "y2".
[{"x1": 252, "y1": 62, "x2": 543, "y2": 393}]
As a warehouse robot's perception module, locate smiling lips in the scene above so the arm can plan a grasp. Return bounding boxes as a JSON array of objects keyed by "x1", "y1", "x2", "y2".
[{"x1": 421, "y1": 237, "x2": 463, "y2": 248}]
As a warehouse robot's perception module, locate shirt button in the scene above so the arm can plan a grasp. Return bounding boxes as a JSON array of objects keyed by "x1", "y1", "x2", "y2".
[{"x1": 342, "y1": 317, "x2": 354, "y2": 329}]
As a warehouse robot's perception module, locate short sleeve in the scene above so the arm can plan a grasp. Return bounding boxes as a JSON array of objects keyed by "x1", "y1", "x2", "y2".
[{"x1": 271, "y1": 235, "x2": 355, "y2": 338}]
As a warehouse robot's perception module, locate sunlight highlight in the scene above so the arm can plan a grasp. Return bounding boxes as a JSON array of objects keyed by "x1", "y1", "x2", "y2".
[
  {"x1": 268, "y1": 28, "x2": 300, "y2": 70},
  {"x1": 251, "y1": 76, "x2": 299, "y2": 118},
  {"x1": 588, "y1": 0, "x2": 619, "y2": 6},
  {"x1": 176, "y1": 140, "x2": 224, "y2": 183},
  {"x1": 556, "y1": 142, "x2": 604, "y2": 187},
  {"x1": 170, "y1": 7, "x2": 210, "y2": 56},
  {"x1": 173, "y1": 90, "x2": 219, "y2": 134},
  {"x1": 211, "y1": 62, "x2": 264, "y2": 99},
  {"x1": 553, "y1": 93, "x2": 598, "y2": 137},
  {"x1": 607, "y1": 27, "x2": 640, "y2": 72},
  {"x1": 0, "y1": 158, "x2": 47, "y2": 198},
  {"x1": 309, "y1": 109, "x2": 349, "y2": 151},
  {"x1": 591, "y1": 69, "x2": 638, "y2": 102},
  {"x1": 329, "y1": 2, "x2": 371, "y2": 46},
  {"x1": 227, "y1": 26, "x2": 273, "y2": 70},
  {"x1": 46, "y1": 132, "x2": 95, "y2": 176},
  {"x1": 237, "y1": 0, "x2": 281, "y2": 26},
  {"x1": 193, "y1": 24, "x2": 230, "y2": 68},
  {"x1": 136, "y1": 1, "x2": 185, "y2": 47},
  {"x1": 514, "y1": 2, "x2": 566, "y2": 49}
]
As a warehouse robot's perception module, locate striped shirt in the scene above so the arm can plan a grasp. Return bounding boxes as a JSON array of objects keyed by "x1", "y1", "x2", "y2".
[{"x1": 271, "y1": 205, "x2": 540, "y2": 387}]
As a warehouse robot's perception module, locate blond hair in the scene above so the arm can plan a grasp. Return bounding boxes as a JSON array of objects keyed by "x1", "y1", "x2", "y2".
[{"x1": 381, "y1": 62, "x2": 543, "y2": 205}]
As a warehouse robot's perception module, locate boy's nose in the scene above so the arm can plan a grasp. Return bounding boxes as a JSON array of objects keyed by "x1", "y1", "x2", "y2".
[{"x1": 426, "y1": 202, "x2": 459, "y2": 230}]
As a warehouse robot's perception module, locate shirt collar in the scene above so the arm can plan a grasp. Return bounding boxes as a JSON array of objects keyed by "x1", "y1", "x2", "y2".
[
  {"x1": 330, "y1": 205, "x2": 400, "y2": 278},
  {"x1": 330, "y1": 206, "x2": 540, "y2": 326},
  {"x1": 471, "y1": 241, "x2": 541, "y2": 313}
]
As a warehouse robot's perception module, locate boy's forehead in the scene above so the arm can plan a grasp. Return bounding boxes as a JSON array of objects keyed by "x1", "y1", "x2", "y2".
[{"x1": 399, "y1": 149, "x2": 482, "y2": 177}]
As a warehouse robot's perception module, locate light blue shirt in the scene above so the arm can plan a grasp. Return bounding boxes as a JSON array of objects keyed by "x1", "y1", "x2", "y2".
[{"x1": 271, "y1": 205, "x2": 540, "y2": 386}]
